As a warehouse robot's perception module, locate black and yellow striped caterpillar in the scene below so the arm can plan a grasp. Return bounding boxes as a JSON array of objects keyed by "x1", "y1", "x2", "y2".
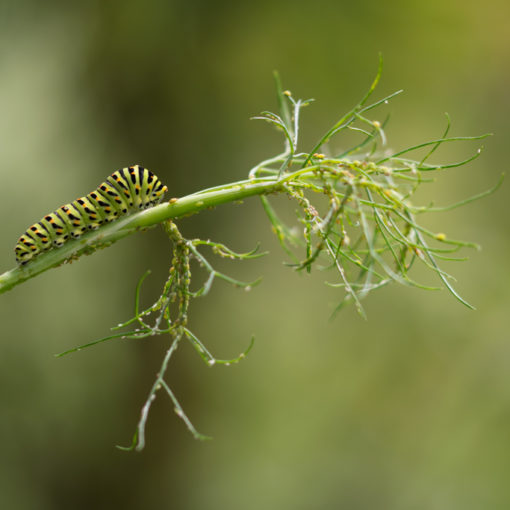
[{"x1": 15, "y1": 165, "x2": 168, "y2": 265}]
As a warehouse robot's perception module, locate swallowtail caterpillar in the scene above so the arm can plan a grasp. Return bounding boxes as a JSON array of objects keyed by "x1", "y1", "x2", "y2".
[{"x1": 15, "y1": 165, "x2": 168, "y2": 265}]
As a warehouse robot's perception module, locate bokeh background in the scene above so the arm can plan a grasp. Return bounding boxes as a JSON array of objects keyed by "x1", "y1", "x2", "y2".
[{"x1": 0, "y1": 1, "x2": 509, "y2": 509}]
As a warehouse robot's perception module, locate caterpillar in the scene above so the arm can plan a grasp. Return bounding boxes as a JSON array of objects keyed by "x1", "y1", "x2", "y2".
[{"x1": 15, "y1": 165, "x2": 168, "y2": 266}]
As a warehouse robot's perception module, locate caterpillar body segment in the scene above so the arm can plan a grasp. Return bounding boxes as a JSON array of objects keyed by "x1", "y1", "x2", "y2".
[{"x1": 14, "y1": 165, "x2": 168, "y2": 265}]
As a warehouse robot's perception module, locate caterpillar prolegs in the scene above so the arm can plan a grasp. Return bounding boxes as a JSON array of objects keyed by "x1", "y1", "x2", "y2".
[{"x1": 15, "y1": 165, "x2": 168, "y2": 265}]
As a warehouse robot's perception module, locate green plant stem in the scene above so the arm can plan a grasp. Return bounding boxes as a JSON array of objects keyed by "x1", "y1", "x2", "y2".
[{"x1": 0, "y1": 174, "x2": 310, "y2": 294}]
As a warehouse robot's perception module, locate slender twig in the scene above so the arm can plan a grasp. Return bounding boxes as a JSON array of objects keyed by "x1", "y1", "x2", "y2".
[{"x1": 4, "y1": 69, "x2": 494, "y2": 450}]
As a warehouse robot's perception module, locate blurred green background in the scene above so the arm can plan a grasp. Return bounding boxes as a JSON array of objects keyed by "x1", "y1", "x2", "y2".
[{"x1": 0, "y1": 1, "x2": 509, "y2": 509}]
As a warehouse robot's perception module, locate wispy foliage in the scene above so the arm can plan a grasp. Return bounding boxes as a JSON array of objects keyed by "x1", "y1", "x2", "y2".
[{"x1": 20, "y1": 61, "x2": 498, "y2": 449}]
